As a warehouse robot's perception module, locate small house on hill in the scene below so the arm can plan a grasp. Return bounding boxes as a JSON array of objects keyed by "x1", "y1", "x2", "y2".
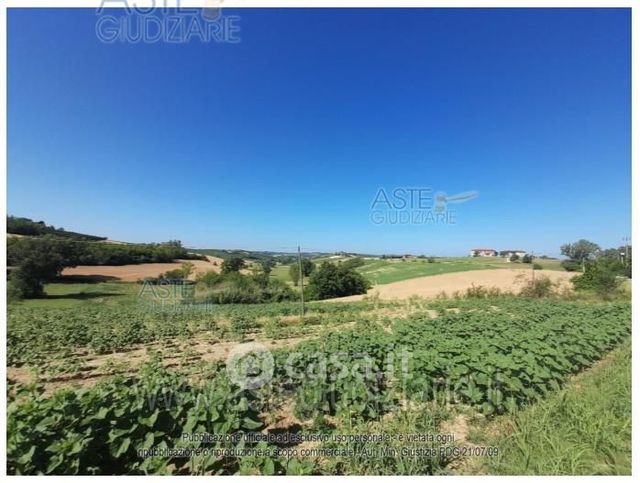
[
  {"x1": 469, "y1": 248, "x2": 497, "y2": 257},
  {"x1": 500, "y1": 250, "x2": 528, "y2": 258}
]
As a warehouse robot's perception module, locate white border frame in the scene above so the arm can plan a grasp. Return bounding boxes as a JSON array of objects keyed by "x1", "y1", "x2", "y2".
[{"x1": 0, "y1": 1, "x2": 636, "y2": 480}]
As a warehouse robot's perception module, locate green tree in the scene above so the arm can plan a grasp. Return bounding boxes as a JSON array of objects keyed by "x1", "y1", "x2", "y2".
[
  {"x1": 221, "y1": 256, "x2": 246, "y2": 274},
  {"x1": 561, "y1": 239, "x2": 600, "y2": 271},
  {"x1": 7, "y1": 238, "x2": 69, "y2": 298},
  {"x1": 259, "y1": 258, "x2": 276, "y2": 276},
  {"x1": 289, "y1": 259, "x2": 315, "y2": 286},
  {"x1": 306, "y1": 262, "x2": 371, "y2": 300}
]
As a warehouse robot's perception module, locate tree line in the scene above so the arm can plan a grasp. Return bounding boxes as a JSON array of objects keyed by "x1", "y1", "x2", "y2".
[
  {"x1": 7, "y1": 237, "x2": 203, "y2": 299},
  {"x1": 7, "y1": 216, "x2": 107, "y2": 241}
]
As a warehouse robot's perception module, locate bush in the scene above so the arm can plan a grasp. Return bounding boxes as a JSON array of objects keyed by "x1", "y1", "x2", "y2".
[
  {"x1": 533, "y1": 263, "x2": 543, "y2": 270},
  {"x1": 519, "y1": 276, "x2": 554, "y2": 298},
  {"x1": 464, "y1": 285, "x2": 504, "y2": 298},
  {"x1": 262, "y1": 279, "x2": 296, "y2": 302},
  {"x1": 561, "y1": 260, "x2": 583, "y2": 272},
  {"x1": 509, "y1": 254, "x2": 519, "y2": 262},
  {"x1": 196, "y1": 270, "x2": 221, "y2": 287},
  {"x1": 196, "y1": 272, "x2": 295, "y2": 304},
  {"x1": 306, "y1": 262, "x2": 371, "y2": 300},
  {"x1": 572, "y1": 263, "x2": 621, "y2": 299},
  {"x1": 521, "y1": 254, "x2": 532, "y2": 264}
]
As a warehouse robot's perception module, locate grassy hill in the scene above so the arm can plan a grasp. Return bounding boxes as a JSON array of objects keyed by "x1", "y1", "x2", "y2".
[{"x1": 271, "y1": 256, "x2": 564, "y2": 286}]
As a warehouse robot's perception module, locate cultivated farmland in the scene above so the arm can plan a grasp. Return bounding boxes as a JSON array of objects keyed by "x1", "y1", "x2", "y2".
[{"x1": 7, "y1": 291, "x2": 631, "y2": 475}]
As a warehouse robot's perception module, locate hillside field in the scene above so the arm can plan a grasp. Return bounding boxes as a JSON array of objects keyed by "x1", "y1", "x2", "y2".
[{"x1": 271, "y1": 256, "x2": 563, "y2": 286}]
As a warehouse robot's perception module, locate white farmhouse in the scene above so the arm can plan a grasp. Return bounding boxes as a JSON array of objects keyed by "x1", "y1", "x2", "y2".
[
  {"x1": 500, "y1": 250, "x2": 528, "y2": 258},
  {"x1": 469, "y1": 248, "x2": 498, "y2": 257}
]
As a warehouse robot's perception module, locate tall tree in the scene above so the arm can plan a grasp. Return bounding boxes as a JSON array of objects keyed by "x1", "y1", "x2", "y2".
[{"x1": 560, "y1": 239, "x2": 600, "y2": 272}]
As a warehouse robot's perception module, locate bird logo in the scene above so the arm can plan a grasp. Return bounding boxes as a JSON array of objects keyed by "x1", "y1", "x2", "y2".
[
  {"x1": 202, "y1": 0, "x2": 224, "y2": 21},
  {"x1": 434, "y1": 191, "x2": 478, "y2": 213}
]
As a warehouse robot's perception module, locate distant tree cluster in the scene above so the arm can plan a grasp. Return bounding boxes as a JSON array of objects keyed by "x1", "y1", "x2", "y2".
[
  {"x1": 7, "y1": 237, "x2": 202, "y2": 299},
  {"x1": 7, "y1": 216, "x2": 107, "y2": 241},
  {"x1": 221, "y1": 256, "x2": 246, "y2": 274}
]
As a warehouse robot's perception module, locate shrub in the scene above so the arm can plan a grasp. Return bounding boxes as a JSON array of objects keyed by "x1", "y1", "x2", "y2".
[
  {"x1": 196, "y1": 272, "x2": 295, "y2": 304},
  {"x1": 465, "y1": 285, "x2": 503, "y2": 298},
  {"x1": 196, "y1": 270, "x2": 221, "y2": 287},
  {"x1": 533, "y1": 263, "x2": 543, "y2": 270},
  {"x1": 262, "y1": 279, "x2": 296, "y2": 302},
  {"x1": 572, "y1": 263, "x2": 621, "y2": 299},
  {"x1": 561, "y1": 260, "x2": 583, "y2": 272},
  {"x1": 159, "y1": 268, "x2": 185, "y2": 280},
  {"x1": 519, "y1": 276, "x2": 554, "y2": 298}
]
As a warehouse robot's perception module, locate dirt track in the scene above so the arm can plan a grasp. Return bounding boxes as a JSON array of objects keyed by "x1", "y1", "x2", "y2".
[
  {"x1": 332, "y1": 269, "x2": 576, "y2": 301},
  {"x1": 61, "y1": 256, "x2": 223, "y2": 282}
]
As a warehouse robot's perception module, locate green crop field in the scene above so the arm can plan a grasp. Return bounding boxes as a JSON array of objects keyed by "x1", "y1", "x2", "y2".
[
  {"x1": 7, "y1": 292, "x2": 631, "y2": 475},
  {"x1": 471, "y1": 341, "x2": 631, "y2": 475},
  {"x1": 12, "y1": 282, "x2": 139, "y2": 309},
  {"x1": 356, "y1": 258, "x2": 504, "y2": 285}
]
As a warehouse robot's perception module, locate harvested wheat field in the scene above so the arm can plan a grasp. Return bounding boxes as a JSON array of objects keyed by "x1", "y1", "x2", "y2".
[
  {"x1": 332, "y1": 268, "x2": 576, "y2": 301},
  {"x1": 61, "y1": 256, "x2": 223, "y2": 282}
]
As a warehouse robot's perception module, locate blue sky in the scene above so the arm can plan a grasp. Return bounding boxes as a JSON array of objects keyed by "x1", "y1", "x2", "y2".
[{"x1": 8, "y1": 8, "x2": 630, "y2": 256}]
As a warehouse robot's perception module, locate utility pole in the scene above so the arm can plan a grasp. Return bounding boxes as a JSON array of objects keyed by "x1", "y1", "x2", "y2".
[
  {"x1": 531, "y1": 251, "x2": 535, "y2": 283},
  {"x1": 623, "y1": 236, "x2": 630, "y2": 267},
  {"x1": 298, "y1": 245, "x2": 305, "y2": 318}
]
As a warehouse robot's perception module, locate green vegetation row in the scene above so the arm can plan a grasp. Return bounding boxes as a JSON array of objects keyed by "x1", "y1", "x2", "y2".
[
  {"x1": 7, "y1": 298, "x2": 630, "y2": 474},
  {"x1": 272, "y1": 299, "x2": 630, "y2": 421},
  {"x1": 475, "y1": 341, "x2": 631, "y2": 475},
  {"x1": 7, "y1": 300, "x2": 379, "y2": 367}
]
